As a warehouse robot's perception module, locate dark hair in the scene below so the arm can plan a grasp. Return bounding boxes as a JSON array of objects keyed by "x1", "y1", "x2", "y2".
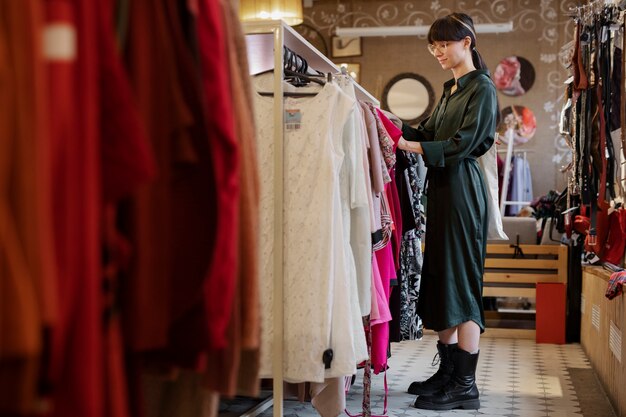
[{"x1": 427, "y1": 13, "x2": 487, "y2": 70}]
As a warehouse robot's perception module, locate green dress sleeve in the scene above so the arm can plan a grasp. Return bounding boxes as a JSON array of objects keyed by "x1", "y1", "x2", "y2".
[{"x1": 421, "y1": 82, "x2": 496, "y2": 168}]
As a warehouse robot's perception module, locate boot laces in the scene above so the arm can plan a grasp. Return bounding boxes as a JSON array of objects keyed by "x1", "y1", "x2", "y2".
[{"x1": 431, "y1": 352, "x2": 440, "y2": 367}]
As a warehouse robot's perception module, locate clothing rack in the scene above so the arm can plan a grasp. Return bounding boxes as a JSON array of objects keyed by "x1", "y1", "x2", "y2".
[
  {"x1": 243, "y1": 19, "x2": 379, "y2": 417},
  {"x1": 498, "y1": 128, "x2": 534, "y2": 214},
  {"x1": 566, "y1": 0, "x2": 622, "y2": 21}
]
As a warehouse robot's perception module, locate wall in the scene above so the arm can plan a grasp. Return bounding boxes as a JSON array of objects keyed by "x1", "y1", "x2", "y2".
[{"x1": 300, "y1": 0, "x2": 583, "y2": 198}]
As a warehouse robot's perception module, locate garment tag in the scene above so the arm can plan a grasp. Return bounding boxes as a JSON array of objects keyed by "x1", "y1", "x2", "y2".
[
  {"x1": 284, "y1": 109, "x2": 302, "y2": 130},
  {"x1": 43, "y1": 23, "x2": 77, "y2": 62}
]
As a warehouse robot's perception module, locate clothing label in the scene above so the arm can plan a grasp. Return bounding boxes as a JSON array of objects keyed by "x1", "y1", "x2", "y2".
[
  {"x1": 43, "y1": 23, "x2": 77, "y2": 62},
  {"x1": 284, "y1": 109, "x2": 302, "y2": 130}
]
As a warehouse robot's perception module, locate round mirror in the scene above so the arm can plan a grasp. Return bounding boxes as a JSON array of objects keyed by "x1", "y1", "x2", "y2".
[{"x1": 382, "y1": 73, "x2": 435, "y2": 125}]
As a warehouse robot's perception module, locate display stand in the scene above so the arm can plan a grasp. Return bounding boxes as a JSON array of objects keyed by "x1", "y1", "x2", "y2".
[{"x1": 242, "y1": 19, "x2": 379, "y2": 417}]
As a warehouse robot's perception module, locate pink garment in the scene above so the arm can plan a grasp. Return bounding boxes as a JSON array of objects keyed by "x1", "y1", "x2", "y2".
[
  {"x1": 388, "y1": 173, "x2": 402, "y2": 271},
  {"x1": 376, "y1": 108, "x2": 402, "y2": 146},
  {"x1": 370, "y1": 256, "x2": 390, "y2": 324},
  {"x1": 371, "y1": 240, "x2": 395, "y2": 374}
]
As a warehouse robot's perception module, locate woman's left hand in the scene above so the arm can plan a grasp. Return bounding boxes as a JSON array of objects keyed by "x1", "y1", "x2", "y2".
[{"x1": 398, "y1": 137, "x2": 423, "y2": 154}]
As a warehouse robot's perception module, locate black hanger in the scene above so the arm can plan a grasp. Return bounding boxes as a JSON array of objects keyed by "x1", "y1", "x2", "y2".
[{"x1": 284, "y1": 69, "x2": 325, "y2": 86}]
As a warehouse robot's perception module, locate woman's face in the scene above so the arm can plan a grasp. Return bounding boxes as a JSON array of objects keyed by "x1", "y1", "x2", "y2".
[{"x1": 430, "y1": 37, "x2": 470, "y2": 70}]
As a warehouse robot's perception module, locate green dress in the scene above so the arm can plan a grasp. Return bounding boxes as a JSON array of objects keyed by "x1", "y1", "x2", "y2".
[{"x1": 401, "y1": 70, "x2": 497, "y2": 332}]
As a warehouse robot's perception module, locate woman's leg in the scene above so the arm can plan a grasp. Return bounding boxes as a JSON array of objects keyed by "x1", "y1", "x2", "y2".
[
  {"x1": 407, "y1": 327, "x2": 458, "y2": 395},
  {"x1": 457, "y1": 320, "x2": 480, "y2": 353},
  {"x1": 413, "y1": 321, "x2": 481, "y2": 410},
  {"x1": 437, "y1": 327, "x2": 458, "y2": 345}
]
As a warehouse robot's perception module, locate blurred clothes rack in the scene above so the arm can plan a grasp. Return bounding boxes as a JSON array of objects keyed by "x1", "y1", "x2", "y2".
[
  {"x1": 0, "y1": 1, "x2": 262, "y2": 417},
  {"x1": 497, "y1": 128, "x2": 534, "y2": 215},
  {"x1": 497, "y1": 147, "x2": 535, "y2": 215}
]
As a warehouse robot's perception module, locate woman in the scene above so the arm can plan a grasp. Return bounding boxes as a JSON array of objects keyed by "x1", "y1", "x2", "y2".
[{"x1": 397, "y1": 13, "x2": 497, "y2": 411}]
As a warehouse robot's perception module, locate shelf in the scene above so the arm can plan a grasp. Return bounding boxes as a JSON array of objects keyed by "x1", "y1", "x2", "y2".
[{"x1": 244, "y1": 20, "x2": 379, "y2": 105}]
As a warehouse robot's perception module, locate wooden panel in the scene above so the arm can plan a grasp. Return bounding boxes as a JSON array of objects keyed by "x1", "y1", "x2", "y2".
[
  {"x1": 485, "y1": 258, "x2": 559, "y2": 269},
  {"x1": 581, "y1": 268, "x2": 626, "y2": 417},
  {"x1": 483, "y1": 328, "x2": 536, "y2": 340},
  {"x1": 582, "y1": 265, "x2": 612, "y2": 282},
  {"x1": 484, "y1": 272, "x2": 559, "y2": 283},
  {"x1": 480, "y1": 244, "x2": 568, "y2": 340},
  {"x1": 486, "y1": 243, "x2": 564, "y2": 255},
  {"x1": 557, "y1": 245, "x2": 568, "y2": 281},
  {"x1": 423, "y1": 328, "x2": 536, "y2": 340},
  {"x1": 483, "y1": 287, "x2": 536, "y2": 298}
]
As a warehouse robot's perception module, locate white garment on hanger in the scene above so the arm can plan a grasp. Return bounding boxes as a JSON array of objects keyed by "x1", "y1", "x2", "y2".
[
  {"x1": 338, "y1": 78, "x2": 373, "y2": 319},
  {"x1": 508, "y1": 155, "x2": 533, "y2": 215},
  {"x1": 336, "y1": 78, "x2": 370, "y2": 362},
  {"x1": 254, "y1": 77, "x2": 359, "y2": 383}
]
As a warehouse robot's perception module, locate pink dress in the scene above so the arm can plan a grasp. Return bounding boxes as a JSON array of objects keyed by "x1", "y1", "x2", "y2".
[{"x1": 370, "y1": 109, "x2": 403, "y2": 374}]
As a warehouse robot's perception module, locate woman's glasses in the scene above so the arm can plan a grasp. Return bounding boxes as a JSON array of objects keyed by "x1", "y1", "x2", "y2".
[{"x1": 427, "y1": 42, "x2": 450, "y2": 55}]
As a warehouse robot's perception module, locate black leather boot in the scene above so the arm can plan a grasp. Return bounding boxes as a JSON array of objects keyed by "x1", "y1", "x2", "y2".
[
  {"x1": 412, "y1": 348, "x2": 480, "y2": 410},
  {"x1": 406, "y1": 341, "x2": 457, "y2": 395}
]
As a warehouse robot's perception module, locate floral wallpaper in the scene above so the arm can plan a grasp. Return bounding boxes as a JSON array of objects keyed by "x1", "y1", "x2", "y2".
[
  {"x1": 308, "y1": 0, "x2": 573, "y2": 44},
  {"x1": 302, "y1": 0, "x2": 585, "y2": 195}
]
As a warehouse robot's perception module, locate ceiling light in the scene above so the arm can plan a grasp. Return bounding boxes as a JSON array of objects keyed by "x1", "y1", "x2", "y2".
[
  {"x1": 239, "y1": 0, "x2": 303, "y2": 26},
  {"x1": 335, "y1": 22, "x2": 514, "y2": 38}
]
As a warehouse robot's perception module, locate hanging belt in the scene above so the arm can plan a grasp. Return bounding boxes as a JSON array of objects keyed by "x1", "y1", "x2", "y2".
[
  {"x1": 600, "y1": 23, "x2": 616, "y2": 199},
  {"x1": 622, "y1": 18, "x2": 626, "y2": 160}
]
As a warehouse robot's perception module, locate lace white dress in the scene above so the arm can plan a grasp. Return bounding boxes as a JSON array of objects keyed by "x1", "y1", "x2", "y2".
[{"x1": 254, "y1": 80, "x2": 361, "y2": 382}]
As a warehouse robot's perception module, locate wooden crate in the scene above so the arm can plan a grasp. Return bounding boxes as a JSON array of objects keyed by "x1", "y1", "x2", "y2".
[{"x1": 581, "y1": 266, "x2": 625, "y2": 417}]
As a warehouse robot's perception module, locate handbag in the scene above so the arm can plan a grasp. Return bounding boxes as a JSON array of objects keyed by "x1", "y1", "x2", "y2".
[
  {"x1": 601, "y1": 207, "x2": 626, "y2": 265},
  {"x1": 477, "y1": 142, "x2": 508, "y2": 240}
]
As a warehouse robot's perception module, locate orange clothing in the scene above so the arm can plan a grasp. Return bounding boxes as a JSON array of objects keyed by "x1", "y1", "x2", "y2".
[{"x1": 0, "y1": 0, "x2": 56, "y2": 413}]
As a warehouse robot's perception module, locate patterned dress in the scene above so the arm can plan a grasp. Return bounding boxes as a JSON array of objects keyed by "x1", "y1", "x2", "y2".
[{"x1": 399, "y1": 152, "x2": 426, "y2": 340}]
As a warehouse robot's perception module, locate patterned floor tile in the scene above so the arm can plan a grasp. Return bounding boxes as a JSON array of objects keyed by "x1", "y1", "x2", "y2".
[
  {"x1": 244, "y1": 334, "x2": 615, "y2": 417},
  {"x1": 510, "y1": 411, "x2": 547, "y2": 417}
]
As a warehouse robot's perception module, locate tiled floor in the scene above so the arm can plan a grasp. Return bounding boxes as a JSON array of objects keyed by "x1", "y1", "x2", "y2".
[{"x1": 257, "y1": 334, "x2": 615, "y2": 417}]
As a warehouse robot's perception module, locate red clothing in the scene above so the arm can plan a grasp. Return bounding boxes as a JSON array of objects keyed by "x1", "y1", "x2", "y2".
[
  {"x1": 196, "y1": 0, "x2": 240, "y2": 349},
  {"x1": 46, "y1": 1, "x2": 103, "y2": 416},
  {"x1": 97, "y1": 0, "x2": 156, "y2": 416},
  {"x1": 123, "y1": 0, "x2": 184, "y2": 352},
  {"x1": 204, "y1": 0, "x2": 261, "y2": 398},
  {"x1": 98, "y1": 0, "x2": 155, "y2": 204},
  {"x1": 159, "y1": 0, "x2": 219, "y2": 366}
]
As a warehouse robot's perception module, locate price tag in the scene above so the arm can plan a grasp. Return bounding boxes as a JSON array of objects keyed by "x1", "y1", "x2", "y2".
[{"x1": 285, "y1": 109, "x2": 302, "y2": 130}]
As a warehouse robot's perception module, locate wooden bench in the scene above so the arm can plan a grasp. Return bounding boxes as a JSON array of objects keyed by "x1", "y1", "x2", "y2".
[{"x1": 482, "y1": 243, "x2": 569, "y2": 342}]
